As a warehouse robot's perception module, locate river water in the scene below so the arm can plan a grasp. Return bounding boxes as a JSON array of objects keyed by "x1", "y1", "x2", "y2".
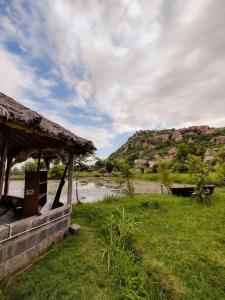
[{"x1": 8, "y1": 178, "x2": 163, "y2": 204}]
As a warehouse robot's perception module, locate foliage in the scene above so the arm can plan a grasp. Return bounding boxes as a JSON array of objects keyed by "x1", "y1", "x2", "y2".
[
  {"x1": 3, "y1": 190, "x2": 225, "y2": 299},
  {"x1": 73, "y1": 155, "x2": 90, "y2": 203},
  {"x1": 214, "y1": 161, "x2": 225, "y2": 186},
  {"x1": 48, "y1": 164, "x2": 65, "y2": 179},
  {"x1": 175, "y1": 141, "x2": 205, "y2": 163},
  {"x1": 186, "y1": 154, "x2": 204, "y2": 175},
  {"x1": 95, "y1": 159, "x2": 105, "y2": 169},
  {"x1": 105, "y1": 161, "x2": 114, "y2": 173},
  {"x1": 171, "y1": 161, "x2": 188, "y2": 173},
  {"x1": 22, "y1": 160, "x2": 46, "y2": 172},
  {"x1": 193, "y1": 165, "x2": 212, "y2": 204},
  {"x1": 156, "y1": 157, "x2": 172, "y2": 192},
  {"x1": 108, "y1": 127, "x2": 224, "y2": 167},
  {"x1": 101, "y1": 209, "x2": 150, "y2": 299},
  {"x1": 114, "y1": 160, "x2": 134, "y2": 196},
  {"x1": 11, "y1": 167, "x2": 23, "y2": 176}
]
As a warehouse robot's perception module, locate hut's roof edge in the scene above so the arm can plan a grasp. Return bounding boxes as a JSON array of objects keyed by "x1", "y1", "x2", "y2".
[{"x1": 0, "y1": 92, "x2": 96, "y2": 154}]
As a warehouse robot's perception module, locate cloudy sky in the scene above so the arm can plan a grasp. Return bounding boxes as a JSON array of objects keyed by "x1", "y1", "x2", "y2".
[{"x1": 0, "y1": 0, "x2": 225, "y2": 157}]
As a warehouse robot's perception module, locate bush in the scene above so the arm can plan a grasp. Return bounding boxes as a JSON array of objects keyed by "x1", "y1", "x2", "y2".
[
  {"x1": 114, "y1": 160, "x2": 134, "y2": 196},
  {"x1": 187, "y1": 154, "x2": 204, "y2": 175},
  {"x1": 105, "y1": 161, "x2": 114, "y2": 173},
  {"x1": 101, "y1": 209, "x2": 151, "y2": 299},
  {"x1": 22, "y1": 160, "x2": 46, "y2": 172},
  {"x1": 193, "y1": 166, "x2": 212, "y2": 204},
  {"x1": 214, "y1": 162, "x2": 225, "y2": 186},
  {"x1": 171, "y1": 161, "x2": 188, "y2": 173},
  {"x1": 49, "y1": 164, "x2": 65, "y2": 179},
  {"x1": 157, "y1": 157, "x2": 172, "y2": 192}
]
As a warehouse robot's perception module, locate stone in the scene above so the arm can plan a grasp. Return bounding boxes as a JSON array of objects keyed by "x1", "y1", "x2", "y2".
[
  {"x1": 0, "y1": 225, "x2": 9, "y2": 241},
  {"x1": 39, "y1": 228, "x2": 48, "y2": 242},
  {"x1": 32, "y1": 216, "x2": 48, "y2": 228},
  {"x1": 48, "y1": 210, "x2": 63, "y2": 221},
  {"x1": 11, "y1": 218, "x2": 33, "y2": 236},
  {"x1": 15, "y1": 233, "x2": 37, "y2": 255},
  {"x1": 69, "y1": 224, "x2": 81, "y2": 235}
]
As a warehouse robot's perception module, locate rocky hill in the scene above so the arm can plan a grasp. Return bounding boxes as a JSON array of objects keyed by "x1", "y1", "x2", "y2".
[{"x1": 109, "y1": 125, "x2": 225, "y2": 167}]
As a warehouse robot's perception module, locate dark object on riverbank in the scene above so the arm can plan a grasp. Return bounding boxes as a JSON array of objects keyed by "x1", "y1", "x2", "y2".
[{"x1": 170, "y1": 185, "x2": 215, "y2": 197}]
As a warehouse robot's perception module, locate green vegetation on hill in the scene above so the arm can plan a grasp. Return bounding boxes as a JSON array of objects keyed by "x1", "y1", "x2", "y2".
[
  {"x1": 1, "y1": 189, "x2": 225, "y2": 299},
  {"x1": 109, "y1": 125, "x2": 225, "y2": 168}
]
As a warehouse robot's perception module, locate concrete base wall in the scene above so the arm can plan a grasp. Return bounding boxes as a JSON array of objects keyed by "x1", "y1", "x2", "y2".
[{"x1": 0, "y1": 205, "x2": 71, "y2": 280}]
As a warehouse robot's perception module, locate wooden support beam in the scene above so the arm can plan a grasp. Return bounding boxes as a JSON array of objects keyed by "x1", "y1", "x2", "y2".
[
  {"x1": 67, "y1": 153, "x2": 74, "y2": 205},
  {"x1": 37, "y1": 148, "x2": 42, "y2": 172},
  {"x1": 4, "y1": 155, "x2": 13, "y2": 196},
  {"x1": 0, "y1": 130, "x2": 9, "y2": 201}
]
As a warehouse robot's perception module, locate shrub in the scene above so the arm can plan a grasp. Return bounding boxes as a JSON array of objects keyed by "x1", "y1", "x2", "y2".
[
  {"x1": 187, "y1": 154, "x2": 204, "y2": 175},
  {"x1": 156, "y1": 157, "x2": 172, "y2": 192},
  {"x1": 49, "y1": 164, "x2": 65, "y2": 179},
  {"x1": 114, "y1": 160, "x2": 135, "y2": 196},
  {"x1": 105, "y1": 161, "x2": 114, "y2": 173},
  {"x1": 101, "y1": 209, "x2": 150, "y2": 299},
  {"x1": 214, "y1": 162, "x2": 225, "y2": 186},
  {"x1": 193, "y1": 166, "x2": 212, "y2": 204}
]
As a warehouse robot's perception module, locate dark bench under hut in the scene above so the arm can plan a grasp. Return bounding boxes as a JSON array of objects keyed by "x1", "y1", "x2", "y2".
[{"x1": 0, "y1": 92, "x2": 95, "y2": 279}]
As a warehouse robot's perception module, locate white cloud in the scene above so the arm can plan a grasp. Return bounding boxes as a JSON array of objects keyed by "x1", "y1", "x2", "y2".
[
  {"x1": 0, "y1": 0, "x2": 225, "y2": 156},
  {"x1": 0, "y1": 45, "x2": 52, "y2": 103}
]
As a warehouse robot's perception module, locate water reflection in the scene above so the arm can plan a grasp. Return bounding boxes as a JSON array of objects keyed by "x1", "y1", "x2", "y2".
[{"x1": 8, "y1": 178, "x2": 163, "y2": 204}]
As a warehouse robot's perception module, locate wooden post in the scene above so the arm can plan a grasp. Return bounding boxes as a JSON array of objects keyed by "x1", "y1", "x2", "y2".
[
  {"x1": 37, "y1": 148, "x2": 42, "y2": 172},
  {"x1": 0, "y1": 131, "x2": 8, "y2": 201},
  {"x1": 4, "y1": 155, "x2": 13, "y2": 196},
  {"x1": 67, "y1": 153, "x2": 74, "y2": 205}
]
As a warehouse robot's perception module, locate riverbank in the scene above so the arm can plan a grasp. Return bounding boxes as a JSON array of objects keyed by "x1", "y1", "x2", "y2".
[
  {"x1": 1, "y1": 188, "x2": 225, "y2": 299},
  {"x1": 133, "y1": 172, "x2": 223, "y2": 185},
  {"x1": 10, "y1": 171, "x2": 224, "y2": 187}
]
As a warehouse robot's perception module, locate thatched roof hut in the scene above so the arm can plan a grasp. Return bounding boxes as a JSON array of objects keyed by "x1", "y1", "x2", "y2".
[
  {"x1": 0, "y1": 93, "x2": 96, "y2": 276},
  {"x1": 0, "y1": 92, "x2": 96, "y2": 159},
  {"x1": 0, "y1": 92, "x2": 96, "y2": 205}
]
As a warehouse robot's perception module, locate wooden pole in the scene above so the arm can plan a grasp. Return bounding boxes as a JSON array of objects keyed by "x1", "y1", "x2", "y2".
[
  {"x1": 67, "y1": 153, "x2": 74, "y2": 205},
  {"x1": 0, "y1": 130, "x2": 8, "y2": 201},
  {"x1": 4, "y1": 155, "x2": 13, "y2": 196},
  {"x1": 37, "y1": 148, "x2": 42, "y2": 172}
]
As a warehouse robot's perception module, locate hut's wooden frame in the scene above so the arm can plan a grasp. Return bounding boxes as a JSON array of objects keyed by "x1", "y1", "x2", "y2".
[{"x1": 0, "y1": 92, "x2": 96, "y2": 206}]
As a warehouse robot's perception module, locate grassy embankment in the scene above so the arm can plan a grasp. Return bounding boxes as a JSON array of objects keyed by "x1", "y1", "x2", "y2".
[
  {"x1": 134, "y1": 172, "x2": 223, "y2": 185},
  {"x1": 1, "y1": 188, "x2": 225, "y2": 300},
  {"x1": 10, "y1": 170, "x2": 223, "y2": 187},
  {"x1": 9, "y1": 171, "x2": 103, "y2": 181}
]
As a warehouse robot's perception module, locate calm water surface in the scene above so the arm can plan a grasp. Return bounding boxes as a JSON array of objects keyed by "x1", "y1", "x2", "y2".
[{"x1": 8, "y1": 178, "x2": 163, "y2": 204}]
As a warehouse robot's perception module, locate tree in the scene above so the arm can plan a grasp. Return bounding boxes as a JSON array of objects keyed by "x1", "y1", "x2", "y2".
[
  {"x1": 49, "y1": 164, "x2": 65, "y2": 179},
  {"x1": 73, "y1": 155, "x2": 89, "y2": 203},
  {"x1": 22, "y1": 160, "x2": 45, "y2": 172},
  {"x1": 114, "y1": 160, "x2": 134, "y2": 196},
  {"x1": 175, "y1": 142, "x2": 205, "y2": 163},
  {"x1": 105, "y1": 161, "x2": 114, "y2": 173},
  {"x1": 186, "y1": 154, "x2": 204, "y2": 176},
  {"x1": 95, "y1": 159, "x2": 105, "y2": 169},
  {"x1": 11, "y1": 167, "x2": 22, "y2": 176},
  {"x1": 156, "y1": 157, "x2": 172, "y2": 193},
  {"x1": 193, "y1": 165, "x2": 211, "y2": 204},
  {"x1": 214, "y1": 162, "x2": 225, "y2": 185}
]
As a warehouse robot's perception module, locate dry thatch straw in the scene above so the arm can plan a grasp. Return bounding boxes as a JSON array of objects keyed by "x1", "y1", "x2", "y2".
[{"x1": 0, "y1": 92, "x2": 96, "y2": 158}]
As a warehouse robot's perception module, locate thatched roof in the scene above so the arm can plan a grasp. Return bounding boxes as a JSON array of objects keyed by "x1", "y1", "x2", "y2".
[{"x1": 0, "y1": 92, "x2": 96, "y2": 158}]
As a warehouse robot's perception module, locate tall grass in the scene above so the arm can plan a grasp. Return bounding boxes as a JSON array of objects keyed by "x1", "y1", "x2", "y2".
[
  {"x1": 2, "y1": 190, "x2": 225, "y2": 299},
  {"x1": 101, "y1": 209, "x2": 152, "y2": 299}
]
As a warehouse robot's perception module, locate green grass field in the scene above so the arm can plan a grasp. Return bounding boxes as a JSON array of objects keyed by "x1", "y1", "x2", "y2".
[
  {"x1": 1, "y1": 189, "x2": 225, "y2": 299},
  {"x1": 133, "y1": 172, "x2": 223, "y2": 186}
]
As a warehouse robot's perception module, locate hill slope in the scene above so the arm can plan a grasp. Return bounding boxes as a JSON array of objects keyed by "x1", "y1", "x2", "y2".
[{"x1": 109, "y1": 125, "x2": 225, "y2": 165}]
